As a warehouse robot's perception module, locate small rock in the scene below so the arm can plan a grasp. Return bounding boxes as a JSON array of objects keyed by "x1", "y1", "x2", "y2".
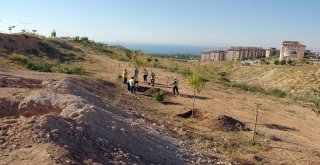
[
  {"x1": 25, "y1": 145, "x2": 32, "y2": 148},
  {"x1": 249, "y1": 154, "x2": 263, "y2": 162},
  {"x1": 76, "y1": 127, "x2": 84, "y2": 132}
]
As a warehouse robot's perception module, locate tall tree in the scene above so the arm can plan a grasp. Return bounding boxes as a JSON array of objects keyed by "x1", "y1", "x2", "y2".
[
  {"x1": 187, "y1": 74, "x2": 207, "y2": 116},
  {"x1": 51, "y1": 30, "x2": 56, "y2": 38}
]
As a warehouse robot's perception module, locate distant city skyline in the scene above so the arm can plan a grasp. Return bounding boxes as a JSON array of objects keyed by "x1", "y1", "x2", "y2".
[{"x1": 0, "y1": 0, "x2": 319, "y2": 53}]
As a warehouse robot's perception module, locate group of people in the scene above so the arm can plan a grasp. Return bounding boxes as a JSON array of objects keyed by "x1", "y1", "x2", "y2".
[{"x1": 122, "y1": 68, "x2": 179, "y2": 95}]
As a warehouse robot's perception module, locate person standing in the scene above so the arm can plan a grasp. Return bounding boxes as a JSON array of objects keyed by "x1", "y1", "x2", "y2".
[
  {"x1": 122, "y1": 69, "x2": 128, "y2": 84},
  {"x1": 171, "y1": 78, "x2": 179, "y2": 95},
  {"x1": 143, "y1": 68, "x2": 148, "y2": 82},
  {"x1": 134, "y1": 68, "x2": 139, "y2": 81},
  {"x1": 128, "y1": 77, "x2": 135, "y2": 93},
  {"x1": 150, "y1": 72, "x2": 155, "y2": 86}
]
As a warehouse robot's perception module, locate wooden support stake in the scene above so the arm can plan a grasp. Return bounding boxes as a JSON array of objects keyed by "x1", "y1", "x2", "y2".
[{"x1": 252, "y1": 103, "x2": 261, "y2": 143}]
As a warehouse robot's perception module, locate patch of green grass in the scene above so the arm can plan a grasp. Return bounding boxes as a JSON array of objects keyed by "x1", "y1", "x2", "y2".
[
  {"x1": 242, "y1": 139, "x2": 263, "y2": 148},
  {"x1": 152, "y1": 92, "x2": 165, "y2": 102},
  {"x1": 291, "y1": 94, "x2": 320, "y2": 115},
  {"x1": 222, "y1": 81, "x2": 287, "y2": 98},
  {"x1": 25, "y1": 61, "x2": 54, "y2": 72},
  {"x1": 8, "y1": 53, "x2": 30, "y2": 64},
  {"x1": 24, "y1": 60, "x2": 87, "y2": 75},
  {"x1": 51, "y1": 63, "x2": 87, "y2": 75}
]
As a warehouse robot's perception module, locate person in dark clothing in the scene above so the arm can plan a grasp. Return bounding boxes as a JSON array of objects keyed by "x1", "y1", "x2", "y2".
[
  {"x1": 171, "y1": 78, "x2": 179, "y2": 95},
  {"x1": 150, "y1": 72, "x2": 155, "y2": 86}
]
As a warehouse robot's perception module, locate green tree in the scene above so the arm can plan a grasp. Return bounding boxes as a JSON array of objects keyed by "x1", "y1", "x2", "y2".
[
  {"x1": 187, "y1": 74, "x2": 207, "y2": 116},
  {"x1": 51, "y1": 30, "x2": 56, "y2": 38},
  {"x1": 8, "y1": 26, "x2": 15, "y2": 33},
  {"x1": 74, "y1": 36, "x2": 80, "y2": 41},
  {"x1": 32, "y1": 30, "x2": 37, "y2": 34},
  {"x1": 21, "y1": 29, "x2": 26, "y2": 33}
]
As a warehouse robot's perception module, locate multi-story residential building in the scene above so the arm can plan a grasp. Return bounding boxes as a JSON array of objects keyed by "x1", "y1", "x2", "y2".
[
  {"x1": 280, "y1": 41, "x2": 306, "y2": 61},
  {"x1": 201, "y1": 50, "x2": 226, "y2": 61},
  {"x1": 225, "y1": 47, "x2": 265, "y2": 61},
  {"x1": 265, "y1": 48, "x2": 280, "y2": 58},
  {"x1": 209, "y1": 50, "x2": 226, "y2": 61}
]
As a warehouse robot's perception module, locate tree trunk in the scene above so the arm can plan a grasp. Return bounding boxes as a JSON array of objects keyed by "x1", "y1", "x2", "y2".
[{"x1": 192, "y1": 87, "x2": 196, "y2": 117}]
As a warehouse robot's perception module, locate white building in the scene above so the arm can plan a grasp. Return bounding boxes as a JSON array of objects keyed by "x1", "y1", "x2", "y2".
[{"x1": 280, "y1": 41, "x2": 306, "y2": 61}]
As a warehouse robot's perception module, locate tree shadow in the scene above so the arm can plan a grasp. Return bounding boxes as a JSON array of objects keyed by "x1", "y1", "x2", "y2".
[
  {"x1": 179, "y1": 94, "x2": 210, "y2": 100},
  {"x1": 264, "y1": 124, "x2": 298, "y2": 132}
]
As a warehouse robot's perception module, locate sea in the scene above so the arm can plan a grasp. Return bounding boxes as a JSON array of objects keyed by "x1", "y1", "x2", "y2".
[{"x1": 105, "y1": 42, "x2": 226, "y2": 55}]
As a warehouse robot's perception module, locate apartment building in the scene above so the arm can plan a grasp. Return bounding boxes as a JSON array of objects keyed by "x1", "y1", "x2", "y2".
[
  {"x1": 225, "y1": 47, "x2": 265, "y2": 61},
  {"x1": 265, "y1": 48, "x2": 280, "y2": 58},
  {"x1": 201, "y1": 50, "x2": 226, "y2": 61},
  {"x1": 279, "y1": 41, "x2": 306, "y2": 61}
]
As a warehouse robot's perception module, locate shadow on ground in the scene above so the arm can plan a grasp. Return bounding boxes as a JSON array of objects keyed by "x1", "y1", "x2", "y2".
[{"x1": 265, "y1": 124, "x2": 299, "y2": 132}]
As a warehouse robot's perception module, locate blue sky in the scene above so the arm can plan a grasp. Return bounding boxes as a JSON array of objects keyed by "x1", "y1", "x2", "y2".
[{"x1": 0, "y1": 0, "x2": 319, "y2": 52}]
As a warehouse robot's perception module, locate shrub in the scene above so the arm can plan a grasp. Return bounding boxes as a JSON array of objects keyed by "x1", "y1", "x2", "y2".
[
  {"x1": 152, "y1": 92, "x2": 165, "y2": 102},
  {"x1": 280, "y1": 60, "x2": 286, "y2": 65},
  {"x1": 266, "y1": 88, "x2": 287, "y2": 98},
  {"x1": 117, "y1": 74, "x2": 122, "y2": 79},
  {"x1": 51, "y1": 63, "x2": 87, "y2": 75},
  {"x1": 303, "y1": 58, "x2": 311, "y2": 64},
  {"x1": 274, "y1": 60, "x2": 280, "y2": 65},
  {"x1": 242, "y1": 139, "x2": 263, "y2": 148},
  {"x1": 0, "y1": 48, "x2": 6, "y2": 55},
  {"x1": 26, "y1": 61, "x2": 53, "y2": 72},
  {"x1": 8, "y1": 53, "x2": 30, "y2": 64}
]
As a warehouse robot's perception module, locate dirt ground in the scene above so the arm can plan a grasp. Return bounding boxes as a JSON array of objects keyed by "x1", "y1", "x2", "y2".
[
  {"x1": 1, "y1": 48, "x2": 320, "y2": 164},
  {"x1": 82, "y1": 52, "x2": 320, "y2": 164}
]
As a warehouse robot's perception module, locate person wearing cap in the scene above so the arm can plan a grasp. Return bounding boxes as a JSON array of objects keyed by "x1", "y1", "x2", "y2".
[{"x1": 171, "y1": 78, "x2": 179, "y2": 95}]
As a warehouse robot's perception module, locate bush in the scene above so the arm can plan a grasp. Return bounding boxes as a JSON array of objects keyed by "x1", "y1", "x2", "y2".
[
  {"x1": 152, "y1": 92, "x2": 165, "y2": 102},
  {"x1": 266, "y1": 88, "x2": 287, "y2": 98},
  {"x1": 51, "y1": 63, "x2": 87, "y2": 75},
  {"x1": 242, "y1": 139, "x2": 263, "y2": 148},
  {"x1": 26, "y1": 61, "x2": 53, "y2": 72},
  {"x1": 8, "y1": 53, "x2": 30, "y2": 64},
  {"x1": 303, "y1": 58, "x2": 311, "y2": 64},
  {"x1": 280, "y1": 60, "x2": 286, "y2": 65},
  {"x1": 274, "y1": 60, "x2": 280, "y2": 65}
]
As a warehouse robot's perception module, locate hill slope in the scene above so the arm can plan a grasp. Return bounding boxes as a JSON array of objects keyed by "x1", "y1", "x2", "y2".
[{"x1": 1, "y1": 34, "x2": 320, "y2": 164}]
